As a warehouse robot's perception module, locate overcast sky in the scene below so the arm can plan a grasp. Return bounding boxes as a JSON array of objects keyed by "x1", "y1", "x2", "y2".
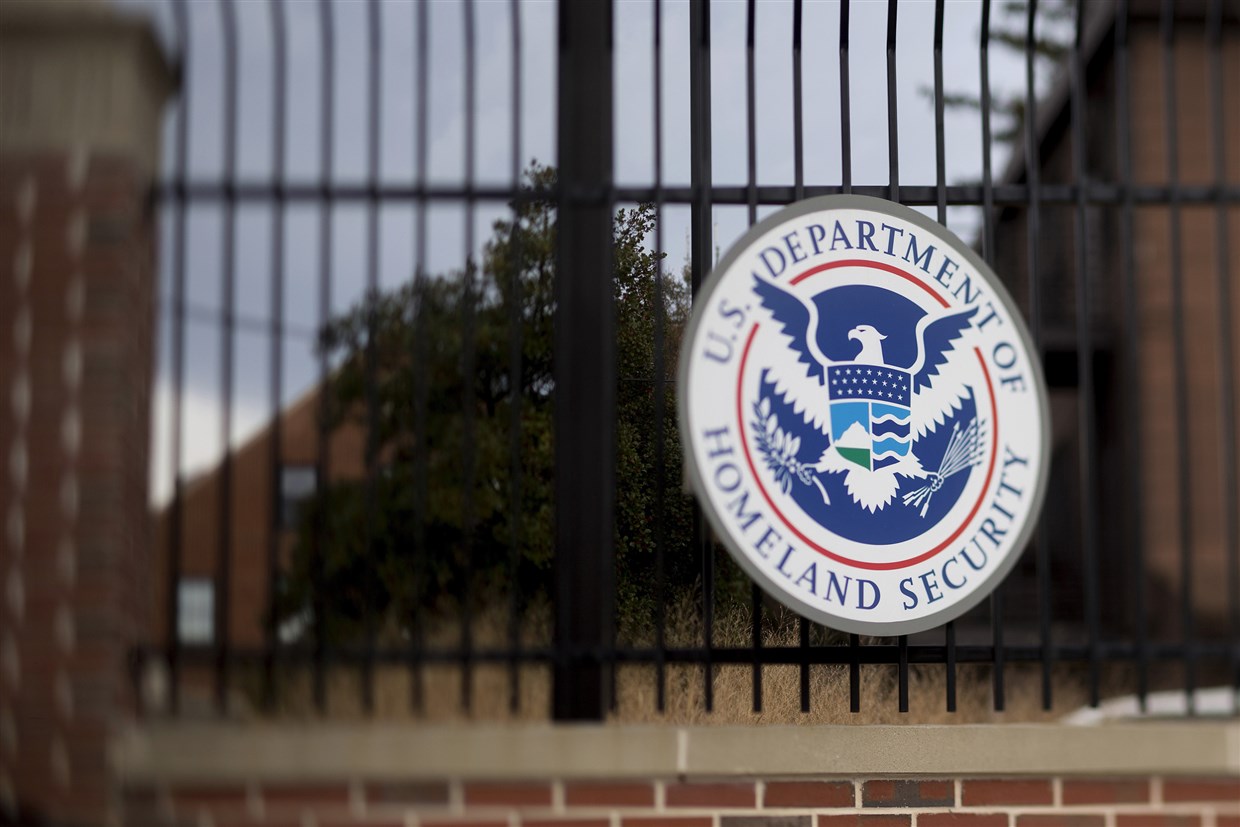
[{"x1": 108, "y1": 0, "x2": 1070, "y2": 504}]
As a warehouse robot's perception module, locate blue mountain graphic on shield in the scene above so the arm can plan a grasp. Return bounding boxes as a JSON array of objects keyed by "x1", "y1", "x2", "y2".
[{"x1": 827, "y1": 365, "x2": 913, "y2": 472}]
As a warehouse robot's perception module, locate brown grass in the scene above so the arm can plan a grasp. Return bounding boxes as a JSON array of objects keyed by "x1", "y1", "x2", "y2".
[{"x1": 211, "y1": 596, "x2": 1119, "y2": 724}]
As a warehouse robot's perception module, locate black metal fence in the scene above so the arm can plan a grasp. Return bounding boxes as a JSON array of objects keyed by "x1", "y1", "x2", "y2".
[{"x1": 139, "y1": 0, "x2": 1239, "y2": 721}]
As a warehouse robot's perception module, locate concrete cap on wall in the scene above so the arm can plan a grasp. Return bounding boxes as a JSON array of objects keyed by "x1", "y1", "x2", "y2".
[{"x1": 0, "y1": 0, "x2": 176, "y2": 177}]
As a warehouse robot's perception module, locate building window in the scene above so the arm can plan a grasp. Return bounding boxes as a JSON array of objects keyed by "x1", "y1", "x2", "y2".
[
  {"x1": 280, "y1": 464, "x2": 318, "y2": 529},
  {"x1": 177, "y1": 578, "x2": 214, "y2": 646},
  {"x1": 273, "y1": 573, "x2": 311, "y2": 644}
]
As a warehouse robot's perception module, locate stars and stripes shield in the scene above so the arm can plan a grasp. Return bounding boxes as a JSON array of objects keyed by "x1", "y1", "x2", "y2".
[{"x1": 827, "y1": 364, "x2": 913, "y2": 472}]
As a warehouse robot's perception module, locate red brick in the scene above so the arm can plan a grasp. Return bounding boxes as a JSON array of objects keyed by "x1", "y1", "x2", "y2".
[
  {"x1": 524, "y1": 822, "x2": 610, "y2": 827},
  {"x1": 765, "y1": 781, "x2": 854, "y2": 808},
  {"x1": 920, "y1": 815, "x2": 1008, "y2": 827},
  {"x1": 1016, "y1": 817, "x2": 1106, "y2": 827},
  {"x1": 464, "y1": 782, "x2": 554, "y2": 807},
  {"x1": 963, "y1": 780, "x2": 1054, "y2": 806},
  {"x1": 1117, "y1": 817, "x2": 1201, "y2": 827},
  {"x1": 819, "y1": 816, "x2": 912, "y2": 827},
  {"x1": 624, "y1": 820, "x2": 714, "y2": 827},
  {"x1": 666, "y1": 782, "x2": 757, "y2": 808},
  {"x1": 1162, "y1": 778, "x2": 1240, "y2": 803},
  {"x1": 262, "y1": 783, "x2": 351, "y2": 807},
  {"x1": 1216, "y1": 818, "x2": 1240, "y2": 827},
  {"x1": 124, "y1": 816, "x2": 197, "y2": 827},
  {"x1": 170, "y1": 784, "x2": 250, "y2": 811},
  {"x1": 1062, "y1": 779, "x2": 1150, "y2": 805},
  {"x1": 863, "y1": 780, "x2": 954, "y2": 808},
  {"x1": 564, "y1": 781, "x2": 656, "y2": 807},
  {"x1": 365, "y1": 781, "x2": 450, "y2": 805}
]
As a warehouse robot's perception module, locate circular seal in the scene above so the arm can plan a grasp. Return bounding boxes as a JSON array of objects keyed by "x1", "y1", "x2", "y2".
[{"x1": 678, "y1": 195, "x2": 1050, "y2": 635}]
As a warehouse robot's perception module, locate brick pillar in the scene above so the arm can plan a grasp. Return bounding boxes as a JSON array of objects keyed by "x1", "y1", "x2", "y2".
[{"x1": 0, "y1": 2, "x2": 173, "y2": 824}]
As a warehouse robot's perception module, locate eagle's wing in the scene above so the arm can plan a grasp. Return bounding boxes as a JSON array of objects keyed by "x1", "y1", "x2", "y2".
[
  {"x1": 752, "y1": 276, "x2": 831, "y2": 433},
  {"x1": 908, "y1": 306, "x2": 978, "y2": 440}
]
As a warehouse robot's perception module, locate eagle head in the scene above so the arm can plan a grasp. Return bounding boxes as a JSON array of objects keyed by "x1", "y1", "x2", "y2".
[{"x1": 848, "y1": 325, "x2": 888, "y2": 365}]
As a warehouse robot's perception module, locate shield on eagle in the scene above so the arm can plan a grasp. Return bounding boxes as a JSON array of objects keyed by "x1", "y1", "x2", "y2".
[{"x1": 827, "y1": 364, "x2": 913, "y2": 471}]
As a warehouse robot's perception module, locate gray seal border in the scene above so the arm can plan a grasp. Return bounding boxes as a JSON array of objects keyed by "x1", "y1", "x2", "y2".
[{"x1": 676, "y1": 194, "x2": 1053, "y2": 637}]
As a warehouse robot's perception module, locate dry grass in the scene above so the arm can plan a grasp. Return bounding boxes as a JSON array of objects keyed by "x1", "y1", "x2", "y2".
[
  {"x1": 610, "y1": 594, "x2": 1092, "y2": 725},
  {"x1": 208, "y1": 595, "x2": 1118, "y2": 724}
]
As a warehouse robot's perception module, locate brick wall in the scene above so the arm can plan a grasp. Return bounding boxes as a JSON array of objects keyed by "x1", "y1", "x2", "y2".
[
  {"x1": 0, "y1": 2, "x2": 171, "y2": 823},
  {"x1": 0, "y1": 147, "x2": 158, "y2": 826},
  {"x1": 121, "y1": 774, "x2": 1240, "y2": 827}
]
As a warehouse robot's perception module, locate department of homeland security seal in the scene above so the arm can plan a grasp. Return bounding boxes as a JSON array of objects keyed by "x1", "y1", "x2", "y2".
[{"x1": 679, "y1": 195, "x2": 1050, "y2": 635}]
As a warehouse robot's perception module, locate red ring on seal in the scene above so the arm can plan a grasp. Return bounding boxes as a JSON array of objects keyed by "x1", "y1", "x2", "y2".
[{"x1": 733, "y1": 259, "x2": 999, "y2": 571}]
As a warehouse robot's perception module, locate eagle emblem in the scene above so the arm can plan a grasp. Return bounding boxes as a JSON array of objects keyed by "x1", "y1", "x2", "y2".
[
  {"x1": 680, "y1": 195, "x2": 1049, "y2": 634},
  {"x1": 750, "y1": 276, "x2": 987, "y2": 528}
]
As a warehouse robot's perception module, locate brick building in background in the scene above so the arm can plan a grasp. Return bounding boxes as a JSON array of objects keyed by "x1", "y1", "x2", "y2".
[
  {"x1": 153, "y1": 387, "x2": 366, "y2": 670},
  {"x1": 988, "y1": 0, "x2": 1240, "y2": 639}
]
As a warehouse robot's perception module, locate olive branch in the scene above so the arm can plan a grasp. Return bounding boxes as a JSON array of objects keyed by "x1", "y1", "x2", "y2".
[{"x1": 751, "y1": 398, "x2": 831, "y2": 505}]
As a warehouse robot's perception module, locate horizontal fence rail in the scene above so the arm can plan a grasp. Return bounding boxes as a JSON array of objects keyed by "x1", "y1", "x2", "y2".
[{"x1": 136, "y1": 0, "x2": 1240, "y2": 722}]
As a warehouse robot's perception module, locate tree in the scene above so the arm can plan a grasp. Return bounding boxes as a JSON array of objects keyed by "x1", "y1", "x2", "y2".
[
  {"x1": 925, "y1": 0, "x2": 1074, "y2": 147},
  {"x1": 276, "y1": 164, "x2": 698, "y2": 644}
]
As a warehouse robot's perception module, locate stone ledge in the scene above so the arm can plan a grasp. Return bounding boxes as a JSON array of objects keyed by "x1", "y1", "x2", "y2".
[
  {"x1": 110, "y1": 722, "x2": 1240, "y2": 782},
  {"x1": 0, "y1": 0, "x2": 174, "y2": 175}
]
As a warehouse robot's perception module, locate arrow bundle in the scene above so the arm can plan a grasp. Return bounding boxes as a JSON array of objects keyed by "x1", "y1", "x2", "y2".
[{"x1": 902, "y1": 417, "x2": 987, "y2": 518}]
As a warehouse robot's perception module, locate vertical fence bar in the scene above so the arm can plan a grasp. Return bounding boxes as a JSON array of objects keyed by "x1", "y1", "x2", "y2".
[
  {"x1": 884, "y1": 0, "x2": 908, "y2": 714},
  {"x1": 989, "y1": 435, "x2": 1006, "y2": 710},
  {"x1": 312, "y1": 0, "x2": 335, "y2": 713},
  {"x1": 979, "y1": 0, "x2": 1004, "y2": 714},
  {"x1": 792, "y1": 0, "x2": 803, "y2": 206},
  {"x1": 1114, "y1": 0, "x2": 1148, "y2": 712},
  {"x1": 1206, "y1": 0, "x2": 1239, "y2": 716},
  {"x1": 1160, "y1": 0, "x2": 1196, "y2": 714},
  {"x1": 359, "y1": 0, "x2": 382, "y2": 716},
  {"x1": 1025, "y1": 0, "x2": 1047, "y2": 713},
  {"x1": 979, "y1": 0, "x2": 995, "y2": 267},
  {"x1": 1069, "y1": 0, "x2": 1101, "y2": 708},
  {"x1": 165, "y1": 0, "x2": 191, "y2": 715},
  {"x1": 849, "y1": 633, "x2": 860, "y2": 713},
  {"x1": 839, "y1": 0, "x2": 851, "y2": 194},
  {"x1": 839, "y1": 0, "x2": 859, "y2": 713},
  {"x1": 460, "y1": 0, "x2": 478, "y2": 715},
  {"x1": 506, "y1": 0, "x2": 526, "y2": 716},
  {"x1": 945, "y1": 621, "x2": 957, "y2": 713},
  {"x1": 884, "y1": 0, "x2": 898, "y2": 205},
  {"x1": 689, "y1": 0, "x2": 715, "y2": 713},
  {"x1": 792, "y1": 0, "x2": 811, "y2": 714},
  {"x1": 932, "y1": 0, "x2": 955, "y2": 714},
  {"x1": 745, "y1": 0, "x2": 762, "y2": 715},
  {"x1": 262, "y1": 0, "x2": 289, "y2": 712},
  {"x1": 553, "y1": 0, "x2": 615, "y2": 721},
  {"x1": 410, "y1": 0, "x2": 431, "y2": 713},
  {"x1": 745, "y1": 0, "x2": 756, "y2": 229},
  {"x1": 932, "y1": 0, "x2": 946, "y2": 228},
  {"x1": 215, "y1": 0, "x2": 240, "y2": 714},
  {"x1": 652, "y1": 0, "x2": 668, "y2": 715}
]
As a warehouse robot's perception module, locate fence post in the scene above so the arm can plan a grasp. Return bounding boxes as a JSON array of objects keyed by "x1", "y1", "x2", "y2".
[
  {"x1": 0, "y1": 2, "x2": 173, "y2": 823},
  {"x1": 553, "y1": 0, "x2": 615, "y2": 721}
]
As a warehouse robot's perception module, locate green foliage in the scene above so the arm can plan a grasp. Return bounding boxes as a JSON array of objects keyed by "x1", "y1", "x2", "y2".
[
  {"x1": 918, "y1": 0, "x2": 1073, "y2": 150},
  {"x1": 277, "y1": 164, "x2": 699, "y2": 643}
]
